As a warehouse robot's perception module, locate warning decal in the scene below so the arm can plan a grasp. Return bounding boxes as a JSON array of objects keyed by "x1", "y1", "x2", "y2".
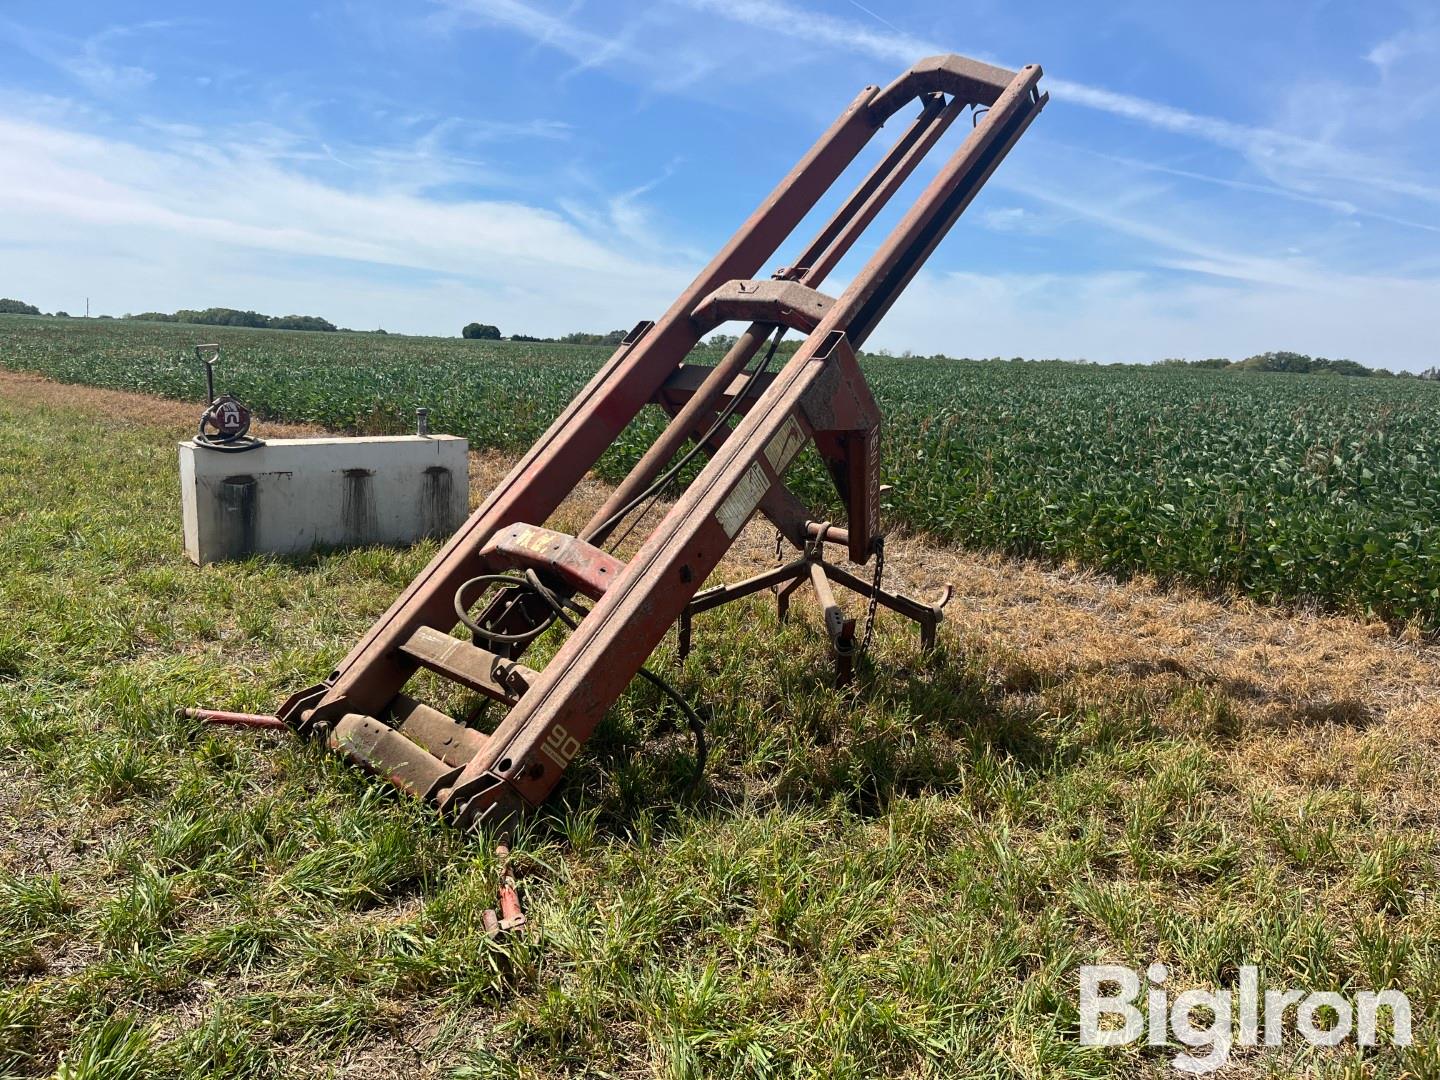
[
  {"x1": 716, "y1": 461, "x2": 769, "y2": 538},
  {"x1": 764, "y1": 414, "x2": 805, "y2": 475}
]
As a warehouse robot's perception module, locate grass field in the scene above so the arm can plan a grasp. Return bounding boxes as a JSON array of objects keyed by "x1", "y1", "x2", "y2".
[
  {"x1": 2, "y1": 377, "x2": 1438, "y2": 1078},
  {"x1": 3, "y1": 315, "x2": 1439, "y2": 632}
]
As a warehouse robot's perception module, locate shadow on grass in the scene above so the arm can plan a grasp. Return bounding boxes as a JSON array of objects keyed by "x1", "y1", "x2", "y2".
[{"x1": 524, "y1": 601, "x2": 1167, "y2": 837}]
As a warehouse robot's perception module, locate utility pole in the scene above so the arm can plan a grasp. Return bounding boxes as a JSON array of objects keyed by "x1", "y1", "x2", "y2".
[{"x1": 85, "y1": 297, "x2": 90, "y2": 318}]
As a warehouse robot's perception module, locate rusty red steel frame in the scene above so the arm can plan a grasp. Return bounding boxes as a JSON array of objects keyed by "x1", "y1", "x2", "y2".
[{"x1": 268, "y1": 54, "x2": 1047, "y2": 829}]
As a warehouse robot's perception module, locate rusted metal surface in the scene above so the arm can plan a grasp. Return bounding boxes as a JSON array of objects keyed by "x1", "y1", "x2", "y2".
[
  {"x1": 399, "y1": 627, "x2": 535, "y2": 705},
  {"x1": 185, "y1": 707, "x2": 287, "y2": 730},
  {"x1": 481, "y1": 523, "x2": 626, "y2": 601},
  {"x1": 389, "y1": 693, "x2": 490, "y2": 767},
  {"x1": 869, "y1": 54, "x2": 1019, "y2": 120},
  {"x1": 269, "y1": 53, "x2": 1047, "y2": 829},
  {"x1": 290, "y1": 80, "x2": 887, "y2": 724},
  {"x1": 327, "y1": 712, "x2": 459, "y2": 800},
  {"x1": 483, "y1": 844, "x2": 526, "y2": 937},
  {"x1": 656, "y1": 364, "x2": 778, "y2": 409},
  {"x1": 678, "y1": 525, "x2": 944, "y2": 684},
  {"x1": 689, "y1": 280, "x2": 834, "y2": 336}
]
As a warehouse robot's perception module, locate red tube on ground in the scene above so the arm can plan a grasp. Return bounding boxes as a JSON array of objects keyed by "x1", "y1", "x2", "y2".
[{"x1": 184, "y1": 707, "x2": 287, "y2": 730}]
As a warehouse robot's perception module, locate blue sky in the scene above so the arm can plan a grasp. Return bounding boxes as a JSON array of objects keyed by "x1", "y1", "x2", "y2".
[{"x1": 2, "y1": 1, "x2": 1437, "y2": 368}]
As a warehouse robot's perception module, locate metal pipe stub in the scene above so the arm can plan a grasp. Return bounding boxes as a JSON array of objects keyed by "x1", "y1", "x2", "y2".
[{"x1": 184, "y1": 707, "x2": 288, "y2": 730}]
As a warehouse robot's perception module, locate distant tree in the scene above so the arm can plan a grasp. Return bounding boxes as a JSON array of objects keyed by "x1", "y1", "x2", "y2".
[
  {"x1": 127, "y1": 307, "x2": 335, "y2": 330},
  {"x1": 1237, "y1": 350, "x2": 1313, "y2": 373},
  {"x1": 1235, "y1": 351, "x2": 1380, "y2": 377},
  {"x1": 706, "y1": 333, "x2": 739, "y2": 350},
  {"x1": 0, "y1": 298, "x2": 41, "y2": 315},
  {"x1": 268, "y1": 314, "x2": 338, "y2": 332},
  {"x1": 509, "y1": 333, "x2": 545, "y2": 342},
  {"x1": 557, "y1": 329, "x2": 628, "y2": 345},
  {"x1": 173, "y1": 308, "x2": 267, "y2": 328},
  {"x1": 1314, "y1": 357, "x2": 1371, "y2": 377},
  {"x1": 53, "y1": 311, "x2": 70, "y2": 318},
  {"x1": 463, "y1": 322, "x2": 501, "y2": 340}
]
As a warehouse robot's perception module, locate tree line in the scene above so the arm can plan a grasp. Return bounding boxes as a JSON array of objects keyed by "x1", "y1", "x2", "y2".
[
  {"x1": 465, "y1": 323, "x2": 632, "y2": 346},
  {"x1": 4, "y1": 298, "x2": 1437, "y2": 378},
  {"x1": 1158, "y1": 350, "x2": 1416, "y2": 378},
  {"x1": 129, "y1": 308, "x2": 339, "y2": 332}
]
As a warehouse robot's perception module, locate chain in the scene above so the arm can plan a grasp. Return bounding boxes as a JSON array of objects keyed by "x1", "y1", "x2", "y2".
[{"x1": 858, "y1": 537, "x2": 884, "y2": 657}]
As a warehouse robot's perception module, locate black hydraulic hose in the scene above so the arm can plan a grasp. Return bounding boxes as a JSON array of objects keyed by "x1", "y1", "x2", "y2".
[
  {"x1": 453, "y1": 570, "x2": 707, "y2": 781},
  {"x1": 592, "y1": 325, "x2": 787, "y2": 552},
  {"x1": 194, "y1": 433, "x2": 264, "y2": 452}
]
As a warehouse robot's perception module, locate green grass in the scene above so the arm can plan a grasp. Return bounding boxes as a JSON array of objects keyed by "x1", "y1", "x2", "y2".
[
  {"x1": 3, "y1": 314, "x2": 1440, "y2": 630},
  {"x1": 2, "y1": 391, "x2": 1438, "y2": 1077}
]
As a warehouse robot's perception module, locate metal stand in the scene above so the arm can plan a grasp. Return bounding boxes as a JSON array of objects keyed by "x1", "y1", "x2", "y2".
[{"x1": 679, "y1": 525, "x2": 951, "y2": 685}]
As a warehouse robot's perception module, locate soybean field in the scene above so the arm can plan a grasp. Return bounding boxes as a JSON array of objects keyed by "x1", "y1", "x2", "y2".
[{"x1": 4, "y1": 314, "x2": 1438, "y2": 630}]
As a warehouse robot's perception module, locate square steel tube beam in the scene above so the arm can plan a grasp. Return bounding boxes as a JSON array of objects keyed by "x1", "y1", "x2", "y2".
[
  {"x1": 279, "y1": 56, "x2": 1048, "y2": 831},
  {"x1": 584, "y1": 90, "x2": 954, "y2": 546},
  {"x1": 843, "y1": 66, "x2": 1047, "y2": 347}
]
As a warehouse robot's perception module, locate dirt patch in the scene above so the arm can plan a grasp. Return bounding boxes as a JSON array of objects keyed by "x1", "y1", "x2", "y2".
[
  {"x1": 0, "y1": 369, "x2": 331, "y2": 438},
  {"x1": 0, "y1": 763, "x2": 81, "y2": 880}
]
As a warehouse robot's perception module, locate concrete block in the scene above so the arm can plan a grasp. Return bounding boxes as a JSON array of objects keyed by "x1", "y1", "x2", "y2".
[{"x1": 179, "y1": 435, "x2": 468, "y2": 564}]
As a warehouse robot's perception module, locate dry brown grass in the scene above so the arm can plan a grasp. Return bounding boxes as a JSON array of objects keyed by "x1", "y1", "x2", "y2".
[{"x1": 0, "y1": 369, "x2": 334, "y2": 438}]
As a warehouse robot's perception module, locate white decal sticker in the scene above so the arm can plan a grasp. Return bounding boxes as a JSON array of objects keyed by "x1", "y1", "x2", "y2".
[
  {"x1": 765, "y1": 414, "x2": 805, "y2": 475},
  {"x1": 716, "y1": 461, "x2": 769, "y2": 538}
]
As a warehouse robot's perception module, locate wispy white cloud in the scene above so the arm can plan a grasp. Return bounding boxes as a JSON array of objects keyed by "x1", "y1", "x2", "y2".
[
  {"x1": 0, "y1": 114, "x2": 691, "y2": 335},
  {"x1": 432, "y1": 0, "x2": 609, "y2": 62},
  {"x1": 977, "y1": 206, "x2": 1049, "y2": 234},
  {"x1": 679, "y1": 0, "x2": 1440, "y2": 210},
  {"x1": 1366, "y1": 25, "x2": 1439, "y2": 75},
  {"x1": 1059, "y1": 144, "x2": 1440, "y2": 235},
  {"x1": 1008, "y1": 181, "x2": 1334, "y2": 291},
  {"x1": 436, "y1": 0, "x2": 1440, "y2": 225},
  {"x1": 430, "y1": 0, "x2": 711, "y2": 90},
  {"x1": 3, "y1": 0, "x2": 1435, "y2": 368},
  {"x1": 687, "y1": 0, "x2": 930, "y2": 63},
  {"x1": 2, "y1": 18, "x2": 176, "y2": 97}
]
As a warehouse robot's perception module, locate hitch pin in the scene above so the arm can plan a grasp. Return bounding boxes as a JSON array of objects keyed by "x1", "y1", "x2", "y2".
[{"x1": 483, "y1": 843, "x2": 527, "y2": 937}]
